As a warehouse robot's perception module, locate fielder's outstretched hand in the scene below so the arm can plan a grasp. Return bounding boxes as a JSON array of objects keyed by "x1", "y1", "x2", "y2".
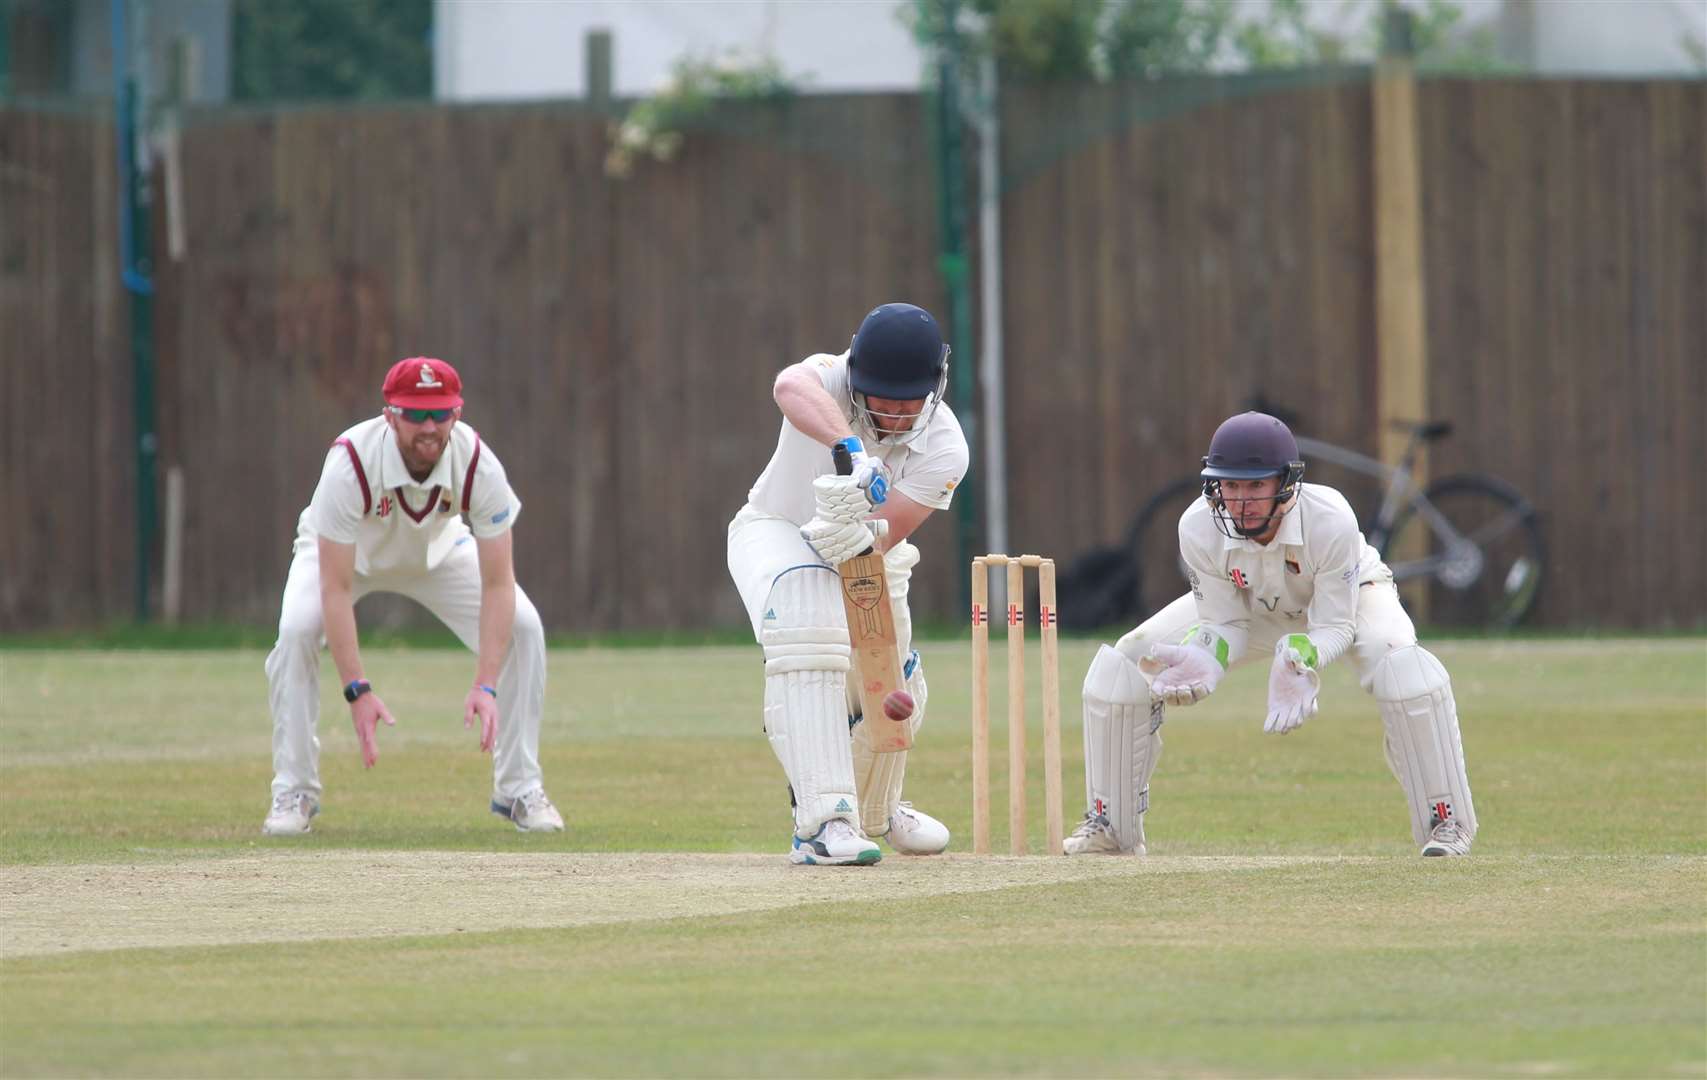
[
  {"x1": 350, "y1": 692, "x2": 396, "y2": 768},
  {"x1": 1264, "y1": 637, "x2": 1321, "y2": 734},
  {"x1": 463, "y1": 686, "x2": 498, "y2": 754},
  {"x1": 1142, "y1": 642, "x2": 1224, "y2": 706}
]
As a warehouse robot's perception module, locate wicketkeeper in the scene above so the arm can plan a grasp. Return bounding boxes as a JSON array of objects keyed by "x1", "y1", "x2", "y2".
[
  {"x1": 261, "y1": 357, "x2": 563, "y2": 836},
  {"x1": 1067, "y1": 411, "x2": 1478, "y2": 857},
  {"x1": 727, "y1": 303, "x2": 969, "y2": 865}
]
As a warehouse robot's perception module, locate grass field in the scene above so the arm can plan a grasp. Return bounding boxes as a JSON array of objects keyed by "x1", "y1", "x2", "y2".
[{"x1": 1, "y1": 638, "x2": 1703, "y2": 1077}]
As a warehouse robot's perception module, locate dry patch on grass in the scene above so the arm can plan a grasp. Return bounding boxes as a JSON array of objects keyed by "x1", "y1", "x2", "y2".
[{"x1": 0, "y1": 852, "x2": 1346, "y2": 957}]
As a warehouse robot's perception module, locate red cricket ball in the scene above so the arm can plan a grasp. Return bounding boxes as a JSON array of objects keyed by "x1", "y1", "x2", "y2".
[{"x1": 882, "y1": 690, "x2": 915, "y2": 722}]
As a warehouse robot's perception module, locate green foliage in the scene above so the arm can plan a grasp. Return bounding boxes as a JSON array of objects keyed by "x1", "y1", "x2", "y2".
[
  {"x1": 606, "y1": 51, "x2": 796, "y2": 178},
  {"x1": 230, "y1": 0, "x2": 431, "y2": 103},
  {"x1": 904, "y1": 0, "x2": 1515, "y2": 80},
  {"x1": 1101, "y1": 0, "x2": 1236, "y2": 77},
  {"x1": 976, "y1": 0, "x2": 1102, "y2": 79},
  {"x1": 1233, "y1": 0, "x2": 1340, "y2": 68},
  {"x1": 1682, "y1": 25, "x2": 1707, "y2": 72}
]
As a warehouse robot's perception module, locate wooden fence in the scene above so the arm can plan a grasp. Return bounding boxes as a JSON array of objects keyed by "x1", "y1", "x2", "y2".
[
  {"x1": 2, "y1": 74, "x2": 1701, "y2": 632},
  {"x1": 1416, "y1": 78, "x2": 1706, "y2": 629},
  {"x1": 0, "y1": 104, "x2": 130, "y2": 629}
]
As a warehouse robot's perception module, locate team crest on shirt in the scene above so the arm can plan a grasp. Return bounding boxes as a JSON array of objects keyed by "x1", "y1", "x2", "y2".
[
  {"x1": 376, "y1": 495, "x2": 393, "y2": 519},
  {"x1": 1229, "y1": 568, "x2": 1249, "y2": 589}
]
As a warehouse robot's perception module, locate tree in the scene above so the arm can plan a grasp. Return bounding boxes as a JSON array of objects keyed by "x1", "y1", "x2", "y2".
[
  {"x1": 231, "y1": 0, "x2": 432, "y2": 103},
  {"x1": 903, "y1": 0, "x2": 1511, "y2": 81}
]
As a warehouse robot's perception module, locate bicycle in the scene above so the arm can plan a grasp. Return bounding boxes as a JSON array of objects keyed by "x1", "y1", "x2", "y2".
[{"x1": 1056, "y1": 416, "x2": 1545, "y2": 631}]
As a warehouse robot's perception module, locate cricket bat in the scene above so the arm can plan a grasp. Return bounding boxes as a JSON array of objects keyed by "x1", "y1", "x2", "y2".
[{"x1": 830, "y1": 443, "x2": 912, "y2": 752}]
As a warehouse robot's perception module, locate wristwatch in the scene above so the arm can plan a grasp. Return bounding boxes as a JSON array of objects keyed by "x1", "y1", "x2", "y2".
[{"x1": 343, "y1": 679, "x2": 372, "y2": 703}]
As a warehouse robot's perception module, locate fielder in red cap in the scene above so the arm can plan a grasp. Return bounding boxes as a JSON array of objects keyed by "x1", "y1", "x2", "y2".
[{"x1": 260, "y1": 357, "x2": 564, "y2": 836}]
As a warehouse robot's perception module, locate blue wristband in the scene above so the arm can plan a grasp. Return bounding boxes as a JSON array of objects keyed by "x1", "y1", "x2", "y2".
[{"x1": 476, "y1": 684, "x2": 497, "y2": 698}]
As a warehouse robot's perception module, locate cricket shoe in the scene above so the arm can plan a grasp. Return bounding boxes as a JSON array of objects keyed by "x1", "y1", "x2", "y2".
[
  {"x1": 884, "y1": 803, "x2": 950, "y2": 855},
  {"x1": 490, "y1": 788, "x2": 565, "y2": 832},
  {"x1": 1421, "y1": 818, "x2": 1472, "y2": 857},
  {"x1": 790, "y1": 818, "x2": 881, "y2": 866},
  {"x1": 1062, "y1": 810, "x2": 1144, "y2": 856},
  {"x1": 262, "y1": 790, "x2": 319, "y2": 836}
]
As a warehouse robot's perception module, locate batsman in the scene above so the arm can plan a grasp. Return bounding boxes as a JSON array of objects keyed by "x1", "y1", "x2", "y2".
[
  {"x1": 727, "y1": 303, "x2": 969, "y2": 865},
  {"x1": 1067, "y1": 411, "x2": 1478, "y2": 858}
]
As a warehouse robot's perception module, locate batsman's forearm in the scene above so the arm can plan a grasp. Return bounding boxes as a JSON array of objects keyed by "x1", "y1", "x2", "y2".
[
  {"x1": 774, "y1": 368, "x2": 853, "y2": 444},
  {"x1": 320, "y1": 585, "x2": 364, "y2": 685},
  {"x1": 474, "y1": 579, "x2": 515, "y2": 687}
]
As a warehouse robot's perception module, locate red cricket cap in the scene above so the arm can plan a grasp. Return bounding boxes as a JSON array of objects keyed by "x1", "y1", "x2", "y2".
[{"x1": 382, "y1": 357, "x2": 463, "y2": 409}]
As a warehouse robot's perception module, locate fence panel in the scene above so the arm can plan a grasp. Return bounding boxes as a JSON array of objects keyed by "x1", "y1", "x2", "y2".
[
  {"x1": 0, "y1": 105, "x2": 129, "y2": 630},
  {"x1": 1418, "y1": 78, "x2": 1707, "y2": 628}
]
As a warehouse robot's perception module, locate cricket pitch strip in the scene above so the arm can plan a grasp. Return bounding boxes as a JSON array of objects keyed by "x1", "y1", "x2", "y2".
[{"x1": 0, "y1": 852, "x2": 1354, "y2": 957}]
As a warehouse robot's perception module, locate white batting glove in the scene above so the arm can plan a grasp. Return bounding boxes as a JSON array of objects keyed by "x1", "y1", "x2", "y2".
[
  {"x1": 1264, "y1": 636, "x2": 1321, "y2": 734},
  {"x1": 812, "y1": 474, "x2": 874, "y2": 522},
  {"x1": 1141, "y1": 642, "x2": 1224, "y2": 706},
  {"x1": 812, "y1": 471, "x2": 888, "y2": 525},
  {"x1": 802, "y1": 516, "x2": 888, "y2": 566}
]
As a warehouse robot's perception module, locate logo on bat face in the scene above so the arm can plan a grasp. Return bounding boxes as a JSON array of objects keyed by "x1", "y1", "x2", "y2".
[{"x1": 845, "y1": 576, "x2": 883, "y2": 611}]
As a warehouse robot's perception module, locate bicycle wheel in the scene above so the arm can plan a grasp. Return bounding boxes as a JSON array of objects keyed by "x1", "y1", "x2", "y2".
[
  {"x1": 1379, "y1": 474, "x2": 1545, "y2": 630},
  {"x1": 1125, "y1": 477, "x2": 1205, "y2": 621}
]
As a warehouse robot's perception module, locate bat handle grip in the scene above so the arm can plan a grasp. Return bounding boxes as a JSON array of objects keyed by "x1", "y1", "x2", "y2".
[{"x1": 829, "y1": 442, "x2": 875, "y2": 557}]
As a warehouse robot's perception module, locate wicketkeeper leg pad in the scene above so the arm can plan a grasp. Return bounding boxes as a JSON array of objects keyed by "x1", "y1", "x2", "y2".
[
  {"x1": 851, "y1": 650, "x2": 926, "y2": 836},
  {"x1": 1372, "y1": 645, "x2": 1478, "y2": 845},
  {"x1": 1082, "y1": 644, "x2": 1163, "y2": 853},
  {"x1": 762, "y1": 566, "x2": 860, "y2": 837}
]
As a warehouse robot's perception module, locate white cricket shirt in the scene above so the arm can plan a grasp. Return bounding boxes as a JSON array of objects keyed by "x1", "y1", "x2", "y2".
[
  {"x1": 298, "y1": 415, "x2": 523, "y2": 575},
  {"x1": 1178, "y1": 482, "x2": 1385, "y2": 669},
  {"x1": 745, "y1": 351, "x2": 969, "y2": 526}
]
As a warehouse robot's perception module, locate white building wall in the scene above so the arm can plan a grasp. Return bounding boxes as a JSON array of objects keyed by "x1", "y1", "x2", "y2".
[
  {"x1": 1516, "y1": 0, "x2": 1703, "y2": 76},
  {"x1": 435, "y1": 0, "x2": 924, "y2": 101}
]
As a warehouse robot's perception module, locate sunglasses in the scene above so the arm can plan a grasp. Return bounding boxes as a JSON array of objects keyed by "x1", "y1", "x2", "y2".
[{"x1": 390, "y1": 406, "x2": 456, "y2": 423}]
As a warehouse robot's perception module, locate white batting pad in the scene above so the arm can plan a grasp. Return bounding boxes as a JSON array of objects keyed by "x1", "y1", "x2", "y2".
[
  {"x1": 1081, "y1": 644, "x2": 1163, "y2": 854},
  {"x1": 762, "y1": 566, "x2": 860, "y2": 836},
  {"x1": 851, "y1": 650, "x2": 926, "y2": 836},
  {"x1": 1372, "y1": 645, "x2": 1478, "y2": 846}
]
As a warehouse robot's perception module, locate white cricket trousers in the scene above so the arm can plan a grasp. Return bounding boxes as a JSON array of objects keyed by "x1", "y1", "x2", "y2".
[{"x1": 265, "y1": 533, "x2": 548, "y2": 802}]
